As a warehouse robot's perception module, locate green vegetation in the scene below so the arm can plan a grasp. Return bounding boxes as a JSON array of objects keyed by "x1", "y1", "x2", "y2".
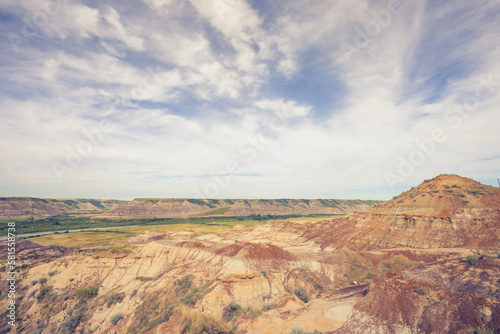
[
  {"x1": 291, "y1": 328, "x2": 305, "y2": 334},
  {"x1": 175, "y1": 275, "x2": 212, "y2": 307},
  {"x1": 136, "y1": 276, "x2": 153, "y2": 282},
  {"x1": 177, "y1": 304, "x2": 230, "y2": 334},
  {"x1": 3, "y1": 213, "x2": 341, "y2": 237},
  {"x1": 36, "y1": 286, "x2": 53, "y2": 302},
  {"x1": 39, "y1": 277, "x2": 47, "y2": 284},
  {"x1": 106, "y1": 292, "x2": 126, "y2": 307},
  {"x1": 342, "y1": 250, "x2": 378, "y2": 283},
  {"x1": 222, "y1": 301, "x2": 244, "y2": 322},
  {"x1": 466, "y1": 255, "x2": 479, "y2": 265},
  {"x1": 126, "y1": 290, "x2": 174, "y2": 334},
  {"x1": 291, "y1": 329, "x2": 323, "y2": 334},
  {"x1": 59, "y1": 307, "x2": 86, "y2": 334},
  {"x1": 110, "y1": 313, "x2": 124, "y2": 325},
  {"x1": 379, "y1": 255, "x2": 416, "y2": 273},
  {"x1": 261, "y1": 302, "x2": 277, "y2": 311},
  {"x1": 293, "y1": 287, "x2": 309, "y2": 303},
  {"x1": 204, "y1": 207, "x2": 231, "y2": 215},
  {"x1": 294, "y1": 268, "x2": 324, "y2": 291},
  {"x1": 416, "y1": 287, "x2": 429, "y2": 295},
  {"x1": 76, "y1": 286, "x2": 99, "y2": 300}
]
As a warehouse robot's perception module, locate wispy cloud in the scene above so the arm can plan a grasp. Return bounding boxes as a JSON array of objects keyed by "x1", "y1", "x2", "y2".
[{"x1": 0, "y1": 0, "x2": 499, "y2": 199}]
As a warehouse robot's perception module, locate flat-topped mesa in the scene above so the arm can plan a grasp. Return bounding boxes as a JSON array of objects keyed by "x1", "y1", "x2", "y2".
[
  {"x1": 100, "y1": 198, "x2": 385, "y2": 218},
  {"x1": 0, "y1": 197, "x2": 125, "y2": 218},
  {"x1": 372, "y1": 174, "x2": 500, "y2": 217}
]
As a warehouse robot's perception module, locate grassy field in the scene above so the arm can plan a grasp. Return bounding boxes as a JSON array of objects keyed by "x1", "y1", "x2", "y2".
[
  {"x1": 26, "y1": 214, "x2": 344, "y2": 248},
  {"x1": 1, "y1": 213, "x2": 343, "y2": 237},
  {"x1": 28, "y1": 219, "x2": 264, "y2": 247}
]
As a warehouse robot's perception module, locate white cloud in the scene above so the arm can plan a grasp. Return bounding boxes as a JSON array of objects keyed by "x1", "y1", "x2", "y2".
[{"x1": 0, "y1": 0, "x2": 499, "y2": 199}]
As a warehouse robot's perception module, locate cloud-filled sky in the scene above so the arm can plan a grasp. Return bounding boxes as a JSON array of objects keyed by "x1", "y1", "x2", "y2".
[{"x1": 0, "y1": 0, "x2": 499, "y2": 200}]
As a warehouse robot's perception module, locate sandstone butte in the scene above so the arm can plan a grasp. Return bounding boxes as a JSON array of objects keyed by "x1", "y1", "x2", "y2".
[{"x1": 0, "y1": 174, "x2": 498, "y2": 334}]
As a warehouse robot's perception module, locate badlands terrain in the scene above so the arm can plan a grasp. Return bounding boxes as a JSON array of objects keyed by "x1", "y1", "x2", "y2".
[
  {"x1": 0, "y1": 174, "x2": 499, "y2": 334},
  {"x1": 0, "y1": 198, "x2": 382, "y2": 219}
]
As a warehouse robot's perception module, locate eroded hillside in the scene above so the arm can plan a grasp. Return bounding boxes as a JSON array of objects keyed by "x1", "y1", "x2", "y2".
[
  {"x1": 1, "y1": 174, "x2": 499, "y2": 334},
  {"x1": 303, "y1": 175, "x2": 500, "y2": 250},
  {"x1": 1, "y1": 219, "x2": 499, "y2": 334},
  {"x1": 0, "y1": 198, "x2": 126, "y2": 218},
  {"x1": 101, "y1": 198, "x2": 384, "y2": 218}
]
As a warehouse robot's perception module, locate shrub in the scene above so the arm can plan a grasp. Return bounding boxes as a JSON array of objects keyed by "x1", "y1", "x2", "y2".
[
  {"x1": 291, "y1": 328, "x2": 305, "y2": 334},
  {"x1": 62, "y1": 291, "x2": 72, "y2": 301},
  {"x1": 106, "y1": 292, "x2": 125, "y2": 307},
  {"x1": 416, "y1": 287, "x2": 429, "y2": 295},
  {"x1": 293, "y1": 287, "x2": 309, "y2": 303},
  {"x1": 31, "y1": 280, "x2": 38, "y2": 286},
  {"x1": 245, "y1": 307, "x2": 262, "y2": 319},
  {"x1": 110, "y1": 313, "x2": 124, "y2": 325},
  {"x1": 223, "y1": 301, "x2": 244, "y2": 322},
  {"x1": 466, "y1": 255, "x2": 478, "y2": 265},
  {"x1": 342, "y1": 250, "x2": 378, "y2": 283},
  {"x1": 136, "y1": 276, "x2": 152, "y2": 282},
  {"x1": 36, "y1": 286, "x2": 53, "y2": 302},
  {"x1": 494, "y1": 251, "x2": 500, "y2": 258},
  {"x1": 176, "y1": 304, "x2": 229, "y2": 334},
  {"x1": 131, "y1": 289, "x2": 138, "y2": 298},
  {"x1": 76, "y1": 286, "x2": 99, "y2": 300},
  {"x1": 262, "y1": 302, "x2": 277, "y2": 311},
  {"x1": 379, "y1": 255, "x2": 415, "y2": 273},
  {"x1": 48, "y1": 271, "x2": 56, "y2": 276},
  {"x1": 39, "y1": 277, "x2": 47, "y2": 284},
  {"x1": 59, "y1": 308, "x2": 85, "y2": 333}
]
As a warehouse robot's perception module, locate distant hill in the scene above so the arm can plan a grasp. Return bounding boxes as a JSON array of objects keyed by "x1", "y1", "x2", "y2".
[
  {"x1": 100, "y1": 198, "x2": 385, "y2": 218},
  {"x1": 0, "y1": 197, "x2": 126, "y2": 218},
  {"x1": 304, "y1": 174, "x2": 500, "y2": 250}
]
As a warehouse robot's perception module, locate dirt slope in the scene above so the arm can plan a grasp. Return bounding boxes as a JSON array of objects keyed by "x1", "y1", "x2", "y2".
[
  {"x1": 304, "y1": 175, "x2": 500, "y2": 250},
  {"x1": 2, "y1": 222, "x2": 498, "y2": 334},
  {"x1": 101, "y1": 198, "x2": 384, "y2": 218},
  {"x1": 0, "y1": 198, "x2": 125, "y2": 218}
]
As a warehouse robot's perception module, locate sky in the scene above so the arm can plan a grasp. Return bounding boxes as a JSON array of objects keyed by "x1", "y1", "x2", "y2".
[{"x1": 0, "y1": 0, "x2": 499, "y2": 200}]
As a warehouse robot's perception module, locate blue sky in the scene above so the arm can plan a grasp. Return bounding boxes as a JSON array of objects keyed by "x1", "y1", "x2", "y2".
[{"x1": 0, "y1": 0, "x2": 499, "y2": 200}]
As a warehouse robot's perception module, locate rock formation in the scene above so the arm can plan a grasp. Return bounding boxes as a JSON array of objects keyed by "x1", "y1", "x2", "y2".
[
  {"x1": 101, "y1": 198, "x2": 384, "y2": 218},
  {"x1": 303, "y1": 174, "x2": 500, "y2": 250},
  {"x1": 0, "y1": 198, "x2": 126, "y2": 218},
  {"x1": 1, "y1": 174, "x2": 499, "y2": 333}
]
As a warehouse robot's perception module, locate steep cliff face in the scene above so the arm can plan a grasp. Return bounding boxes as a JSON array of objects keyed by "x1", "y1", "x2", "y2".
[
  {"x1": 100, "y1": 198, "x2": 237, "y2": 217},
  {"x1": 223, "y1": 199, "x2": 382, "y2": 216},
  {"x1": 303, "y1": 174, "x2": 500, "y2": 250},
  {"x1": 102, "y1": 198, "x2": 384, "y2": 218},
  {"x1": 0, "y1": 198, "x2": 126, "y2": 218}
]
